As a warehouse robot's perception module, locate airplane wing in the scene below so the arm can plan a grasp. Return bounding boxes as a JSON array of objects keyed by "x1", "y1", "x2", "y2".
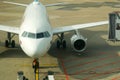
[
  {"x1": 45, "y1": 2, "x2": 65, "y2": 7},
  {"x1": 52, "y1": 21, "x2": 108, "y2": 34},
  {"x1": 3, "y1": 1, "x2": 65, "y2": 7},
  {"x1": 0, "y1": 25, "x2": 20, "y2": 34},
  {"x1": 3, "y1": 1, "x2": 28, "y2": 7}
]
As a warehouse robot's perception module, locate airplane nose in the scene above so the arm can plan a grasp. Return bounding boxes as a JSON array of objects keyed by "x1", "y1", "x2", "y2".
[
  {"x1": 22, "y1": 40, "x2": 48, "y2": 58},
  {"x1": 21, "y1": 42, "x2": 42, "y2": 58},
  {"x1": 20, "y1": 38, "x2": 51, "y2": 58},
  {"x1": 27, "y1": 46, "x2": 39, "y2": 57}
]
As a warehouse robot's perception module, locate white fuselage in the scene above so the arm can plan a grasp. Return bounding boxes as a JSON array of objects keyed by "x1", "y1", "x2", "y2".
[{"x1": 19, "y1": 2, "x2": 52, "y2": 58}]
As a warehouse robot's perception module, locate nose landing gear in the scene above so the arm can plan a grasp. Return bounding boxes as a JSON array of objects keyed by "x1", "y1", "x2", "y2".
[{"x1": 32, "y1": 58, "x2": 39, "y2": 80}]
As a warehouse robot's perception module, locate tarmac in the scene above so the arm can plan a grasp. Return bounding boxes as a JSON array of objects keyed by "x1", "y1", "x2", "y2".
[{"x1": 0, "y1": 0, "x2": 120, "y2": 80}]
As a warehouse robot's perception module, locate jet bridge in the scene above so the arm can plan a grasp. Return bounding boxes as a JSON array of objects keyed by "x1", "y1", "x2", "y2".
[{"x1": 108, "y1": 11, "x2": 120, "y2": 41}]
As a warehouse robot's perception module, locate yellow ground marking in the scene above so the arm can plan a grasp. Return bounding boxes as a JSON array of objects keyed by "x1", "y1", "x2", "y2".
[
  {"x1": 35, "y1": 69, "x2": 39, "y2": 80},
  {"x1": 20, "y1": 64, "x2": 58, "y2": 67}
]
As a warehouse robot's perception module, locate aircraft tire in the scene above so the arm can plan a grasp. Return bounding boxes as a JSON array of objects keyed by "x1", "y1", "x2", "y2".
[
  {"x1": 11, "y1": 40, "x2": 15, "y2": 48},
  {"x1": 5, "y1": 40, "x2": 9, "y2": 47},
  {"x1": 62, "y1": 40, "x2": 66, "y2": 49},
  {"x1": 57, "y1": 40, "x2": 60, "y2": 48}
]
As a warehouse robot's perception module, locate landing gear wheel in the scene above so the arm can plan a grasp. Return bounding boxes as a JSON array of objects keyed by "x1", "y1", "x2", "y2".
[
  {"x1": 62, "y1": 40, "x2": 66, "y2": 49},
  {"x1": 57, "y1": 40, "x2": 61, "y2": 48},
  {"x1": 23, "y1": 76, "x2": 26, "y2": 80},
  {"x1": 11, "y1": 40, "x2": 15, "y2": 48},
  {"x1": 5, "y1": 40, "x2": 9, "y2": 47},
  {"x1": 57, "y1": 33, "x2": 67, "y2": 49}
]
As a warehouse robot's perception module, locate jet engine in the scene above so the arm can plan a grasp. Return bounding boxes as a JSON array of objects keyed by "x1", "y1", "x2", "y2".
[{"x1": 71, "y1": 34, "x2": 87, "y2": 52}]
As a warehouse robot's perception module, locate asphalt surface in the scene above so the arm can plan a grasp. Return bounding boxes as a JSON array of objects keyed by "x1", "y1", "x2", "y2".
[{"x1": 0, "y1": 0, "x2": 120, "y2": 80}]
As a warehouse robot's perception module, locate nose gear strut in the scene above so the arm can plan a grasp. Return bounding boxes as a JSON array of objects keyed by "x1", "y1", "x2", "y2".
[{"x1": 32, "y1": 58, "x2": 39, "y2": 80}]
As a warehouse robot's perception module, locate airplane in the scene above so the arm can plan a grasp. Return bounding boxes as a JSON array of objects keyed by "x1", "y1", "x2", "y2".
[{"x1": 0, "y1": 0, "x2": 108, "y2": 58}]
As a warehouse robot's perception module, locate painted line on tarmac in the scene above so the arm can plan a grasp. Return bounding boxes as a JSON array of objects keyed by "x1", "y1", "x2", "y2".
[
  {"x1": 66, "y1": 54, "x2": 117, "y2": 70},
  {"x1": 62, "y1": 50, "x2": 92, "y2": 62},
  {"x1": 83, "y1": 68, "x2": 120, "y2": 80},
  {"x1": 60, "y1": 58, "x2": 69, "y2": 80},
  {"x1": 20, "y1": 64, "x2": 58, "y2": 68},
  {"x1": 111, "y1": 76, "x2": 120, "y2": 80},
  {"x1": 63, "y1": 52, "x2": 111, "y2": 63},
  {"x1": 70, "y1": 59, "x2": 120, "y2": 75}
]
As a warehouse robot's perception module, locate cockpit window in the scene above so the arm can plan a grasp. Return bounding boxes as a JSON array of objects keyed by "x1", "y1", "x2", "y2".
[
  {"x1": 22, "y1": 31, "x2": 50, "y2": 39},
  {"x1": 28, "y1": 32, "x2": 36, "y2": 38},
  {"x1": 36, "y1": 31, "x2": 50, "y2": 38},
  {"x1": 22, "y1": 31, "x2": 28, "y2": 37},
  {"x1": 44, "y1": 31, "x2": 50, "y2": 37},
  {"x1": 37, "y1": 33, "x2": 44, "y2": 38}
]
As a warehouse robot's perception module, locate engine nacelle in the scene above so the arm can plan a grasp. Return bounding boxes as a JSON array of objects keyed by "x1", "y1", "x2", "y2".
[{"x1": 71, "y1": 34, "x2": 87, "y2": 52}]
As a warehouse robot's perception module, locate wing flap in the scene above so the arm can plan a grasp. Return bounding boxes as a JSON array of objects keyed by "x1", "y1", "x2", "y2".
[{"x1": 52, "y1": 21, "x2": 108, "y2": 34}]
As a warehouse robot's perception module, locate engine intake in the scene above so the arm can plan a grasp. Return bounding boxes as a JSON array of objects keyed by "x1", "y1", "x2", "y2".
[{"x1": 71, "y1": 34, "x2": 87, "y2": 52}]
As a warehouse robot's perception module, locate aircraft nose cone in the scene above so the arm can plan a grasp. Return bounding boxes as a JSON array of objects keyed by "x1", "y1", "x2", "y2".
[
  {"x1": 24, "y1": 41, "x2": 47, "y2": 58},
  {"x1": 20, "y1": 38, "x2": 51, "y2": 58},
  {"x1": 27, "y1": 46, "x2": 39, "y2": 58},
  {"x1": 21, "y1": 42, "x2": 42, "y2": 58}
]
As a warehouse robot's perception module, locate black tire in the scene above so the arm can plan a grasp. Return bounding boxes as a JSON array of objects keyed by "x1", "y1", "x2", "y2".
[
  {"x1": 56, "y1": 40, "x2": 60, "y2": 48},
  {"x1": 62, "y1": 40, "x2": 66, "y2": 48},
  {"x1": 32, "y1": 65, "x2": 35, "y2": 68},
  {"x1": 23, "y1": 76, "x2": 26, "y2": 80},
  {"x1": 11, "y1": 40, "x2": 15, "y2": 48},
  {"x1": 5, "y1": 40, "x2": 9, "y2": 47},
  {"x1": 26, "y1": 78, "x2": 28, "y2": 80}
]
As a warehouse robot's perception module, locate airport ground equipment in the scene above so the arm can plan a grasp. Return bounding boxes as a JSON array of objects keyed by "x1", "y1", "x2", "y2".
[
  {"x1": 108, "y1": 11, "x2": 120, "y2": 41},
  {"x1": 32, "y1": 59, "x2": 55, "y2": 80},
  {"x1": 43, "y1": 71, "x2": 55, "y2": 80},
  {"x1": 17, "y1": 71, "x2": 28, "y2": 80}
]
